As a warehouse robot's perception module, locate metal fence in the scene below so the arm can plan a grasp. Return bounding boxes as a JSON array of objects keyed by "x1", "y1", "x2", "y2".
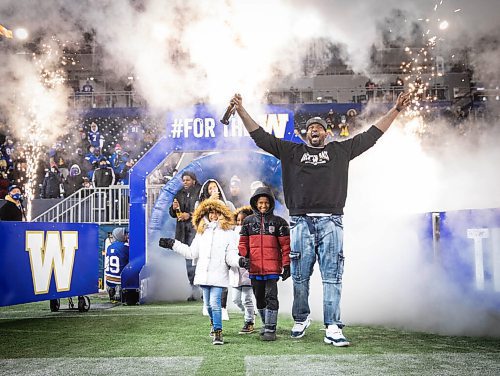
[{"x1": 32, "y1": 186, "x2": 130, "y2": 225}]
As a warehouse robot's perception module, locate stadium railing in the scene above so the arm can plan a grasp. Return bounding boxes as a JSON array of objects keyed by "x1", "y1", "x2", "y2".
[{"x1": 32, "y1": 185, "x2": 130, "y2": 225}]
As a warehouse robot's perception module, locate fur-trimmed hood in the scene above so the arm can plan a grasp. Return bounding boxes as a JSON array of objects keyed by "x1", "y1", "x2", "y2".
[
  {"x1": 234, "y1": 205, "x2": 253, "y2": 221},
  {"x1": 192, "y1": 198, "x2": 234, "y2": 233}
]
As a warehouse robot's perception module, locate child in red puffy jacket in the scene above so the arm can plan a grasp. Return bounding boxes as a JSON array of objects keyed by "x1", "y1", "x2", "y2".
[{"x1": 238, "y1": 186, "x2": 290, "y2": 341}]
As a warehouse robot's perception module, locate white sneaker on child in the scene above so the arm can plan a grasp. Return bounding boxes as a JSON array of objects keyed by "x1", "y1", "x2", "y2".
[{"x1": 222, "y1": 308, "x2": 229, "y2": 321}]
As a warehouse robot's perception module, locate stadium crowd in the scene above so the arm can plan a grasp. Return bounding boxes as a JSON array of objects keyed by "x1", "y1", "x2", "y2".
[{"x1": 0, "y1": 115, "x2": 161, "y2": 200}]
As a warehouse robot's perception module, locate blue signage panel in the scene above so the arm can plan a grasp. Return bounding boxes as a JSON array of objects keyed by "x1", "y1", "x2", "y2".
[
  {"x1": 439, "y1": 209, "x2": 500, "y2": 294},
  {"x1": 165, "y1": 103, "x2": 299, "y2": 151},
  {"x1": 0, "y1": 222, "x2": 99, "y2": 307},
  {"x1": 438, "y1": 208, "x2": 500, "y2": 307}
]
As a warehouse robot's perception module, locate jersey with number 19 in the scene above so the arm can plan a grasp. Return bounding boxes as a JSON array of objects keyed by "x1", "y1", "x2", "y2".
[{"x1": 105, "y1": 241, "x2": 129, "y2": 287}]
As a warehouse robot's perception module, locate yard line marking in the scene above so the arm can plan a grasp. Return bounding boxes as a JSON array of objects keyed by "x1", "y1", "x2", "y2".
[
  {"x1": 245, "y1": 354, "x2": 500, "y2": 376},
  {"x1": 0, "y1": 356, "x2": 203, "y2": 376}
]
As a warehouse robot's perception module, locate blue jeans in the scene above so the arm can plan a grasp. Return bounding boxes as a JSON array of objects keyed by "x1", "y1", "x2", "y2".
[
  {"x1": 201, "y1": 285, "x2": 223, "y2": 330},
  {"x1": 290, "y1": 215, "x2": 345, "y2": 327}
]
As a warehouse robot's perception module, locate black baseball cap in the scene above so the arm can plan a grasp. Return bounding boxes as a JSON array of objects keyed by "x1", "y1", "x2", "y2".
[{"x1": 305, "y1": 117, "x2": 327, "y2": 131}]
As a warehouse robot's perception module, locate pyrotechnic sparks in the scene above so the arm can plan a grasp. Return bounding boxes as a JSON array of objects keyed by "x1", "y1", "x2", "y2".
[
  {"x1": 9, "y1": 37, "x2": 71, "y2": 220},
  {"x1": 398, "y1": 0, "x2": 461, "y2": 135}
]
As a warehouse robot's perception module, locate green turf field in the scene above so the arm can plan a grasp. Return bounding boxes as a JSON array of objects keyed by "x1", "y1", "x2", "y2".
[{"x1": 1, "y1": 294, "x2": 499, "y2": 375}]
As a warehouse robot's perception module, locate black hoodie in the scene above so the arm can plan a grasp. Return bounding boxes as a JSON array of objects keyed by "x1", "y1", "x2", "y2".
[{"x1": 250, "y1": 125, "x2": 383, "y2": 215}]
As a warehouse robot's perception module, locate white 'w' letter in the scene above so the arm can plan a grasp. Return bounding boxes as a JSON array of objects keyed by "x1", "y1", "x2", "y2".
[{"x1": 26, "y1": 231, "x2": 78, "y2": 294}]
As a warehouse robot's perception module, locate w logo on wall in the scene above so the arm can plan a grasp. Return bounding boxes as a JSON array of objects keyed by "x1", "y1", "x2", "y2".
[
  {"x1": 25, "y1": 231, "x2": 78, "y2": 294},
  {"x1": 0, "y1": 222, "x2": 98, "y2": 307}
]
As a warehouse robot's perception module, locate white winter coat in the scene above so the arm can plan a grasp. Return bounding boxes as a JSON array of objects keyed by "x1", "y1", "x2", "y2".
[{"x1": 172, "y1": 221, "x2": 240, "y2": 288}]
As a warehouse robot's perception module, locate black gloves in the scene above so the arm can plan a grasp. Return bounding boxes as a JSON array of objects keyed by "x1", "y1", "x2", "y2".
[
  {"x1": 281, "y1": 265, "x2": 291, "y2": 281},
  {"x1": 159, "y1": 238, "x2": 175, "y2": 249},
  {"x1": 239, "y1": 257, "x2": 250, "y2": 269}
]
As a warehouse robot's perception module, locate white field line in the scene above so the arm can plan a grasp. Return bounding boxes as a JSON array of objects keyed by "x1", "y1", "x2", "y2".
[
  {"x1": 245, "y1": 354, "x2": 500, "y2": 376},
  {"x1": 0, "y1": 357, "x2": 203, "y2": 376}
]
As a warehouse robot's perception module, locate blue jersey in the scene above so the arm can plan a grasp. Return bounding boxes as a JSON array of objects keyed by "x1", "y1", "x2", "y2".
[
  {"x1": 105, "y1": 241, "x2": 129, "y2": 287},
  {"x1": 88, "y1": 130, "x2": 104, "y2": 148}
]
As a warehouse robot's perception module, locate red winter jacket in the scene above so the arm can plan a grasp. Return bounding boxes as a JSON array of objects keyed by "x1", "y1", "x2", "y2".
[{"x1": 238, "y1": 187, "x2": 290, "y2": 276}]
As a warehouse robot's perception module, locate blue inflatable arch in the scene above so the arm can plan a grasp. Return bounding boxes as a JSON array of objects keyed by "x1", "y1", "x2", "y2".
[{"x1": 121, "y1": 104, "x2": 296, "y2": 302}]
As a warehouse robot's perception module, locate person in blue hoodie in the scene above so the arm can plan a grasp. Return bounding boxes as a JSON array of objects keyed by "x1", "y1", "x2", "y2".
[{"x1": 105, "y1": 227, "x2": 129, "y2": 303}]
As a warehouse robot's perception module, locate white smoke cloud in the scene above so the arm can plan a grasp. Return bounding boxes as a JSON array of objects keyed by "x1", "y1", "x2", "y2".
[{"x1": 1, "y1": 0, "x2": 500, "y2": 336}]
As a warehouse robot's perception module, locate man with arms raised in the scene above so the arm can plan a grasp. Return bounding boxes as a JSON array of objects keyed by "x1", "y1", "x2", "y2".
[{"x1": 229, "y1": 91, "x2": 411, "y2": 346}]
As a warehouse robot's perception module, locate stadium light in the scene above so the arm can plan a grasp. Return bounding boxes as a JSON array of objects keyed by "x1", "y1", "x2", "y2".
[{"x1": 14, "y1": 27, "x2": 29, "y2": 40}]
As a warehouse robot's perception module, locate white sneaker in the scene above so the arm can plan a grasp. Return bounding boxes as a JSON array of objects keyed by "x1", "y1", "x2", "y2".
[
  {"x1": 222, "y1": 308, "x2": 229, "y2": 321},
  {"x1": 324, "y1": 324, "x2": 350, "y2": 347},
  {"x1": 290, "y1": 317, "x2": 311, "y2": 338},
  {"x1": 202, "y1": 305, "x2": 209, "y2": 316}
]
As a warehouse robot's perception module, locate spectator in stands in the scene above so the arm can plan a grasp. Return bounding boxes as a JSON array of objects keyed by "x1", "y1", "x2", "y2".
[
  {"x1": 159, "y1": 199, "x2": 241, "y2": 345},
  {"x1": 365, "y1": 79, "x2": 376, "y2": 100},
  {"x1": 65, "y1": 164, "x2": 84, "y2": 196},
  {"x1": 81, "y1": 80, "x2": 94, "y2": 107},
  {"x1": 0, "y1": 185, "x2": 26, "y2": 221},
  {"x1": 10, "y1": 158, "x2": 27, "y2": 188},
  {"x1": 346, "y1": 109, "x2": 359, "y2": 132},
  {"x1": 84, "y1": 145, "x2": 101, "y2": 169},
  {"x1": 78, "y1": 126, "x2": 89, "y2": 148},
  {"x1": 82, "y1": 176, "x2": 92, "y2": 188},
  {"x1": 109, "y1": 144, "x2": 128, "y2": 181},
  {"x1": 105, "y1": 227, "x2": 129, "y2": 303},
  {"x1": 92, "y1": 159, "x2": 115, "y2": 187},
  {"x1": 118, "y1": 158, "x2": 133, "y2": 185},
  {"x1": 87, "y1": 122, "x2": 105, "y2": 149},
  {"x1": 325, "y1": 109, "x2": 339, "y2": 128},
  {"x1": 122, "y1": 119, "x2": 144, "y2": 158},
  {"x1": 339, "y1": 114, "x2": 349, "y2": 137},
  {"x1": 229, "y1": 91, "x2": 411, "y2": 346},
  {"x1": 0, "y1": 151, "x2": 8, "y2": 175},
  {"x1": 49, "y1": 143, "x2": 70, "y2": 179},
  {"x1": 81, "y1": 80, "x2": 94, "y2": 93},
  {"x1": 1, "y1": 137, "x2": 14, "y2": 172},
  {"x1": 127, "y1": 118, "x2": 143, "y2": 143},
  {"x1": 324, "y1": 117, "x2": 336, "y2": 141},
  {"x1": 87, "y1": 160, "x2": 99, "y2": 181},
  {"x1": 228, "y1": 175, "x2": 244, "y2": 208},
  {"x1": 0, "y1": 171, "x2": 10, "y2": 199},
  {"x1": 41, "y1": 166, "x2": 63, "y2": 199},
  {"x1": 169, "y1": 171, "x2": 202, "y2": 301},
  {"x1": 124, "y1": 80, "x2": 133, "y2": 107}
]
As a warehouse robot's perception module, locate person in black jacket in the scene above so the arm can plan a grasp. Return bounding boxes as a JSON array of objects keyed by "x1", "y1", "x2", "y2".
[
  {"x1": 65, "y1": 164, "x2": 84, "y2": 196},
  {"x1": 0, "y1": 185, "x2": 26, "y2": 221},
  {"x1": 41, "y1": 166, "x2": 62, "y2": 198},
  {"x1": 168, "y1": 171, "x2": 202, "y2": 301},
  {"x1": 229, "y1": 91, "x2": 411, "y2": 347},
  {"x1": 92, "y1": 159, "x2": 115, "y2": 187}
]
